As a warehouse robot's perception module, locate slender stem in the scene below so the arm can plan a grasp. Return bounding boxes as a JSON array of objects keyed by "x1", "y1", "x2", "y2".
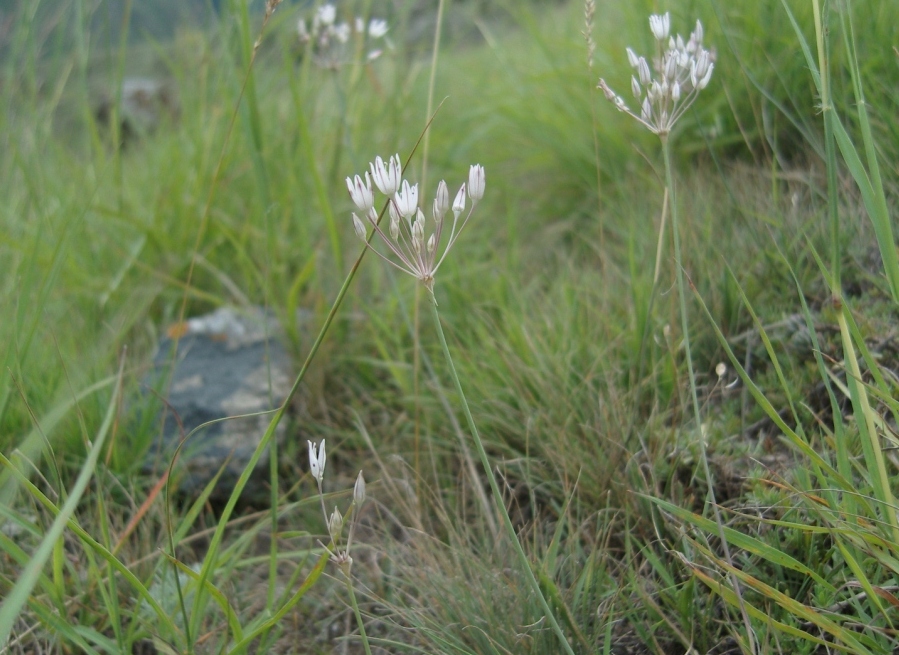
[
  {"x1": 343, "y1": 568, "x2": 373, "y2": 655},
  {"x1": 428, "y1": 293, "x2": 575, "y2": 655},
  {"x1": 662, "y1": 138, "x2": 756, "y2": 653}
]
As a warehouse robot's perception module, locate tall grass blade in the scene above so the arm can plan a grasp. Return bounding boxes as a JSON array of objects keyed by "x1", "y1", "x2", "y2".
[{"x1": 0, "y1": 361, "x2": 124, "y2": 644}]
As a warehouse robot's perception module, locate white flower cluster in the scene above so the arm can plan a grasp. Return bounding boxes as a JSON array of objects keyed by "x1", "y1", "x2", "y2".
[
  {"x1": 308, "y1": 439, "x2": 366, "y2": 570},
  {"x1": 297, "y1": 4, "x2": 390, "y2": 68},
  {"x1": 598, "y1": 13, "x2": 714, "y2": 138},
  {"x1": 347, "y1": 156, "x2": 485, "y2": 293}
]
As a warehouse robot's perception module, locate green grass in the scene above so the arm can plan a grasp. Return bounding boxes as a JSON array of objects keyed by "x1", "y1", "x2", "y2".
[{"x1": 2, "y1": 0, "x2": 899, "y2": 653}]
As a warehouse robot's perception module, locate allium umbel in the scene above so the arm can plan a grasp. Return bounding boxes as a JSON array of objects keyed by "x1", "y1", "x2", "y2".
[
  {"x1": 349, "y1": 160, "x2": 485, "y2": 292},
  {"x1": 598, "y1": 13, "x2": 714, "y2": 138}
]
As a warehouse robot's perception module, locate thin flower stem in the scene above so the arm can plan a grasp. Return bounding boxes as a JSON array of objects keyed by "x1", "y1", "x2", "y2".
[
  {"x1": 662, "y1": 137, "x2": 757, "y2": 653},
  {"x1": 343, "y1": 568, "x2": 373, "y2": 655},
  {"x1": 428, "y1": 293, "x2": 576, "y2": 655}
]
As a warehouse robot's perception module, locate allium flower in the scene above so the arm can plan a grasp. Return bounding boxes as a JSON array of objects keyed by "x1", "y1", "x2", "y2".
[
  {"x1": 370, "y1": 153, "x2": 401, "y2": 196},
  {"x1": 346, "y1": 173, "x2": 374, "y2": 212},
  {"x1": 368, "y1": 18, "x2": 389, "y2": 38},
  {"x1": 298, "y1": 5, "x2": 391, "y2": 68},
  {"x1": 308, "y1": 439, "x2": 326, "y2": 486},
  {"x1": 315, "y1": 4, "x2": 336, "y2": 27},
  {"x1": 598, "y1": 15, "x2": 714, "y2": 138},
  {"x1": 347, "y1": 158, "x2": 484, "y2": 292},
  {"x1": 649, "y1": 12, "x2": 670, "y2": 41}
]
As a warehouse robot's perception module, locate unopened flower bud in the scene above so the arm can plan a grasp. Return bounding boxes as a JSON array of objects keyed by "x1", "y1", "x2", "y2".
[
  {"x1": 631, "y1": 76, "x2": 641, "y2": 99},
  {"x1": 626, "y1": 47, "x2": 639, "y2": 68},
  {"x1": 671, "y1": 81, "x2": 681, "y2": 101},
  {"x1": 693, "y1": 20, "x2": 704, "y2": 45},
  {"x1": 665, "y1": 55, "x2": 677, "y2": 81},
  {"x1": 433, "y1": 180, "x2": 449, "y2": 222},
  {"x1": 427, "y1": 233, "x2": 436, "y2": 254},
  {"x1": 698, "y1": 62, "x2": 713, "y2": 89},
  {"x1": 389, "y1": 214, "x2": 399, "y2": 241},
  {"x1": 352, "y1": 213, "x2": 366, "y2": 240},
  {"x1": 328, "y1": 506, "x2": 343, "y2": 543},
  {"x1": 637, "y1": 58, "x2": 651, "y2": 86},
  {"x1": 468, "y1": 164, "x2": 485, "y2": 202},
  {"x1": 452, "y1": 183, "x2": 466, "y2": 219},
  {"x1": 716, "y1": 362, "x2": 727, "y2": 378},
  {"x1": 354, "y1": 471, "x2": 366, "y2": 505}
]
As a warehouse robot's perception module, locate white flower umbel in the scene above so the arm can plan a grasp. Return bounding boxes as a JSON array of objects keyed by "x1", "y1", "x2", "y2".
[
  {"x1": 598, "y1": 13, "x2": 714, "y2": 138},
  {"x1": 349, "y1": 161, "x2": 485, "y2": 293},
  {"x1": 297, "y1": 4, "x2": 391, "y2": 67}
]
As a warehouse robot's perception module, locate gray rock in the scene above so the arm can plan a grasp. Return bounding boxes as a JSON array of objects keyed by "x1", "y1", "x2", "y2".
[{"x1": 142, "y1": 307, "x2": 293, "y2": 500}]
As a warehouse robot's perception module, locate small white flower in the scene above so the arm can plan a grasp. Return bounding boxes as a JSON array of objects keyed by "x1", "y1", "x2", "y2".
[
  {"x1": 316, "y1": 4, "x2": 336, "y2": 26},
  {"x1": 370, "y1": 153, "x2": 401, "y2": 196},
  {"x1": 467, "y1": 164, "x2": 485, "y2": 202},
  {"x1": 649, "y1": 13, "x2": 670, "y2": 41},
  {"x1": 308, "y1": 440, "x2": 326, "y2": 485},
  {"x1": 368, "y1": 18, "x2": 389, "y2": 39},
  {"x1": 333, "y1": 22, "x2": 350, "y2": 44},
  {"x1": 346, "y1": 173, "x2": 374, "y2": 212},
  {"x1": 394, "y1": 179, "x2": 419, "y2": 218}
]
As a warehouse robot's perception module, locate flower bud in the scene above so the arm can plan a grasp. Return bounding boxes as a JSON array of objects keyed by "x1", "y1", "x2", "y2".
[
  {"x1": 637, "y1": 58, "x2": 651, "y2": 86},
  {"x1": 626, "y1": 47, "x2": 639, "y2": 68},
  {"x1": 468, "y1": 164, "x2": 485, "y2": 202},
  {"x1": 452, "y1": 183, "x2": 466, "y2": 219},
  {"x1": 352, "y1": 213, "x2": 366, "y2": 240},
  {"x1": 354, "y1": 471, "x2": 366, "y2": 505},
  {"x1": 433, "y1": 180, "x2": 449, "y2": 222},
  {"x1": 427, "y1": 233, "x2": 436, "y2": 254},
  {"x1": 698, "y1": 62, "x2": 713, "y2": 89},
  {"x1": 389, "y1": 214, "x2": 400, "y2": 241},
  {"x1": 328, "y1": 506, "x2": 343, "y2": 543},
  {"x1": 631, "y1": 76, "x2": 641, "y2": 99}
]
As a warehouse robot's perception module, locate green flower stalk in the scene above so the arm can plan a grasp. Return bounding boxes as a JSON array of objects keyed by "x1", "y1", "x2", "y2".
[{"x1": 347, "y1": 160, "x2": 576, "y2": 655}]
